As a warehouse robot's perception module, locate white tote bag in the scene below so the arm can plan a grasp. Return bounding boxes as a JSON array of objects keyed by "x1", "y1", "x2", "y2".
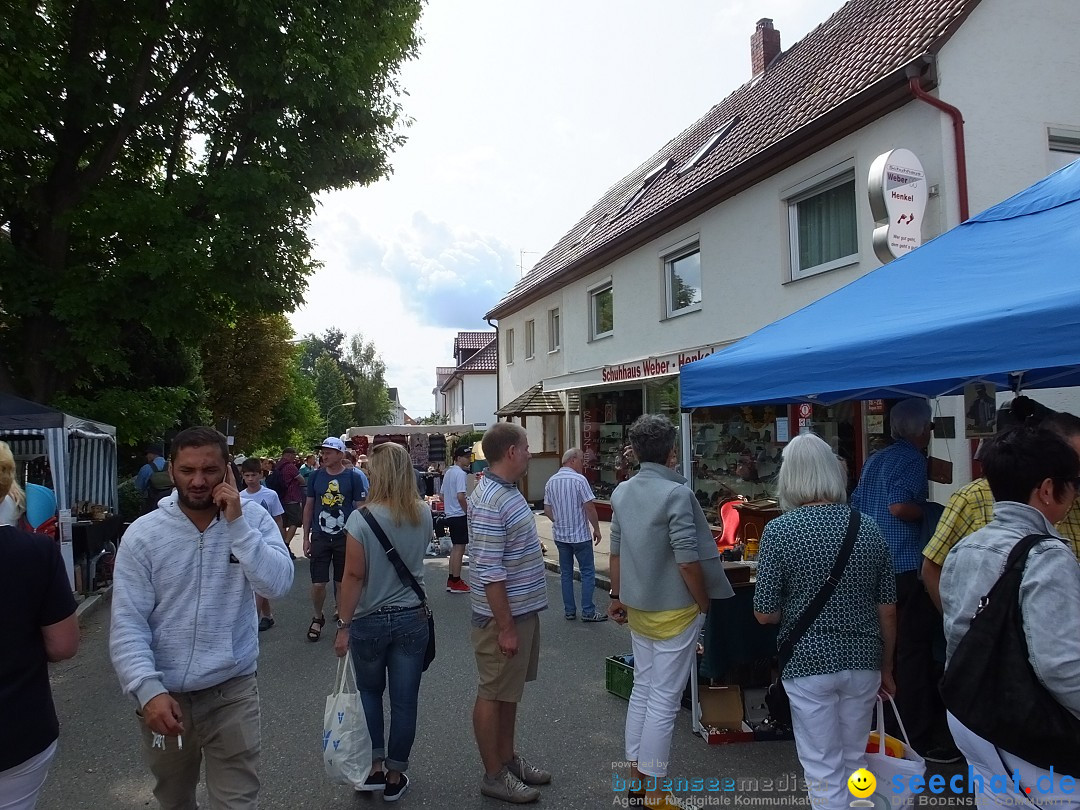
[
  {"x1": 323, "y1": 653, "x2": 372, "y2": 788},
  {"x1": 865, "y1": 695, "x2": 926, "y2": 808}
]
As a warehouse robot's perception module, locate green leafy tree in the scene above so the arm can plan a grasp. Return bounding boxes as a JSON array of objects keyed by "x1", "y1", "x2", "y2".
[
  {"x1": 415, "y1": 411, "x2": 450, "y2": 425},
  {"x1": 346, "y1": 333, "x2": 391, "y2": 427},
  {"x1": 201, "y1": 314, "x2": 296, "y2": 449},
  {"x1": 0, "y1": 0, "x2": 423, "y2": 416},
  {"x1": 298, "y1": 329, "x2": 355, "y2": 378},
  {"x1": 312, "y1": 352, "x2": 354, "y2": 438},
  {"x1": 260, "y1": 351, "x2": 322, "y2": 452}
]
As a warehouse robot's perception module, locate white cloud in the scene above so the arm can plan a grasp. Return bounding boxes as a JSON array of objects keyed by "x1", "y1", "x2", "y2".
[
  {"x1": 293, "y1": 0, "x2": 847, "y2": 417},
  {"x1": 292, "y1": 209, "x2": 511, "y2": 416}
]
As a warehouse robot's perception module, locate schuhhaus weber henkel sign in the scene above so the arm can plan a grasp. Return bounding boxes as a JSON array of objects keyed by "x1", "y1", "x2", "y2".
[
  {"x1": 868, "y1": 148, "x2": 927, "y2": 263},
  {"x1": 602, "y1": 346, "x2": 716, "y2": 383}
]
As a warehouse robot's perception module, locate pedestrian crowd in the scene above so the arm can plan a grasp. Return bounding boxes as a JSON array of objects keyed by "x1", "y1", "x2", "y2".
[{"x1": 6, "y1": 397, "x2": 1080, "y2": 810}]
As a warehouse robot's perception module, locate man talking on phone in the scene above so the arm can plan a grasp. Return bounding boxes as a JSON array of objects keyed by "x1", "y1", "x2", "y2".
[{"x1": 110, "y1": 427, "x2": 294, "y2": 809}]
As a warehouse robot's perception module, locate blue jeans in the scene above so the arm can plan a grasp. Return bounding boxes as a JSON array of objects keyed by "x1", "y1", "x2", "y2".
[
  {"x1": 349, "y1": 606, "x2": 429, "y2": 772},
  {"x1": 555, "y1": 540, "x2": 596, "y2": 616}
]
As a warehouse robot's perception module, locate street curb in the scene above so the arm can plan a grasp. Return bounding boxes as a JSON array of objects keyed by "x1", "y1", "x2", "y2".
[
  {"x1": 542, "y1": 558, "x2": 611, "y2": 593},
  {"x1": 76, "y1": 585, "x2": 112, "y2": 624}
]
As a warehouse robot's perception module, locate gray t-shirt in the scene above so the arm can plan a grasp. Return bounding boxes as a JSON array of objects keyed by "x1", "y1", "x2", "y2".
[{"x1": 344, "y1": 503, "x2": 432, "y2": 619}]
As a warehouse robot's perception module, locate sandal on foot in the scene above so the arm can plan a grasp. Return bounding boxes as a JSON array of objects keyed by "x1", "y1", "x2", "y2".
[{"x1": 307, "y1": 616, "x2": 325, "y2": 641}]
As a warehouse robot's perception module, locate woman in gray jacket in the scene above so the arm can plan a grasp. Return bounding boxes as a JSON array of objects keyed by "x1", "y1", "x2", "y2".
[
  {"x1": 608, "y1": 414, "x2": 733, "y2": 810},
  {"x1": 941, "y1": 425, "x2": 1080, "y2": 808}
]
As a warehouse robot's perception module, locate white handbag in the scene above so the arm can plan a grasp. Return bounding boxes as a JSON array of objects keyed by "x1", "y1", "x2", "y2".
[
  {"x1": 865, "y1": 695, "x2": 926, "y2": 808},
  {"x1": 323, "y1": 653, "x2": 372, "y2": 788}
]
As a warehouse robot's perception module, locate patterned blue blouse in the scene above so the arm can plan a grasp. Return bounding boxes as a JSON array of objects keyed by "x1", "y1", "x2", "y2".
[{"x1": 753, "y1": 503, "x2": 897, "y2": 679}]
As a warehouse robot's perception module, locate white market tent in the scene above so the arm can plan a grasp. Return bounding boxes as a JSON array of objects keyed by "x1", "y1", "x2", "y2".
[{"x1": 0, "y1": 393, "x2": 118, "y2": 511}]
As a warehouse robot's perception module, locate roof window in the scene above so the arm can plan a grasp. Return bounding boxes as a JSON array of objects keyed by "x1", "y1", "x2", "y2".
[
  {"x1": 615, "y1": 159, "x2": 671, "y2": 218},
  {"x1": 679, "y1": 117, "x2": 738, "y2": 174}
]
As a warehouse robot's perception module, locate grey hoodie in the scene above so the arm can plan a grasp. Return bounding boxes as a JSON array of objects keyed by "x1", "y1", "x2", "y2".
[{"x1": 110, "y1": 494, "x2": 294, "y2": 707}]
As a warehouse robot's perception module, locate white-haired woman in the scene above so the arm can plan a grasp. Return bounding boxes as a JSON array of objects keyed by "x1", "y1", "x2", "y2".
[
  {"x1": 754, "y1": 433, "x2": 897, "y2": 810},
  {"x1": 334, "y1": 441, "x2": 433, "y2": 802}
]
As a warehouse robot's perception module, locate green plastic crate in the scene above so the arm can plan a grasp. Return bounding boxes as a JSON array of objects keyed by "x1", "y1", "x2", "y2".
[{"x1": 605, "y1": 654, "x2": 634, "y2": 700}]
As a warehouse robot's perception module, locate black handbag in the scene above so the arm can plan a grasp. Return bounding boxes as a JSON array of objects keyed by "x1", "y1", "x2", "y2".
[
  {"x1": 940, "y1": 533, "x2": 1080, "y2": 776},
  {"x1": 765, "y1": 508, "x2": 860, "y2": 726},
  {"x1": 359, "y1": 508, "x2": 436, "y2": 672}
]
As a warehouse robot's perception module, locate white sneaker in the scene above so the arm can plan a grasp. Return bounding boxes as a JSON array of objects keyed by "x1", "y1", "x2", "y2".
[{"x1": 480, "y1": 767, "x2": 540, "y2": 804}]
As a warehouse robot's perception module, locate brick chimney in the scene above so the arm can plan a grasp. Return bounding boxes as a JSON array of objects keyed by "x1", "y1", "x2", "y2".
[{"x1": 751, "y1": 18, "x2": 781, "y2": 77}]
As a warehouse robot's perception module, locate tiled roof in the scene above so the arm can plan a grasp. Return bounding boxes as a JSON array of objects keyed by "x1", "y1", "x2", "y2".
[
  {"x1": 454, "y1": 331, "x2": 497, "y2": 352},
  {"x1": 497, "y1": 384, "x2": 580, "y2": 416},
  {"x1": 435, "y1": 366, "x2": 455, "y2": 388},
  {"x1": 487, "y1": 0, "x2": 976, "y2": 318},
  {"x1": 441, "y1": 338, "x2": 497, "y2": 391},
  {"x1": 459, "y1": 339, "x2": 497, "y2": 372}
]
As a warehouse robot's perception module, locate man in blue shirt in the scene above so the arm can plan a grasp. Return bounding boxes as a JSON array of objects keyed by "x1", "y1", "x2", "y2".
[{"x1": 851, "y1": 397, "x2": 955, "y2": 762}]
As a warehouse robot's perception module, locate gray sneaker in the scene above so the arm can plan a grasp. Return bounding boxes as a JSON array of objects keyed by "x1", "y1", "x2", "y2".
[
  {"x1": 481, "y1": 767, "x2": 541, "y2": 803},
  {"x1": 507, "y1": 753, "x2": 552, "y2": 785}
]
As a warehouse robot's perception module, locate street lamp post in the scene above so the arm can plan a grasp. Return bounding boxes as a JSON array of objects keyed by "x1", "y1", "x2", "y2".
[{"x1": 325, "y1": 401, "x2": 356, "y2": 438}]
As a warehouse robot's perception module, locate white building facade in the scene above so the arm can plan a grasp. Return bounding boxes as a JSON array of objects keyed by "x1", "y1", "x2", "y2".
[{"x1": 487, "y1": 0, "x2": 1080, "y2": 514}]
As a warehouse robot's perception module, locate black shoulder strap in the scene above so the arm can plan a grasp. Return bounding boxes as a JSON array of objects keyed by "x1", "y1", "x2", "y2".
[
  {"x1": 1005, "y1": 533, "x2": 1060, "y2": 572},
  {"x1": 777, "y1": 507, "x2": 861, "y2": 669},
  {"x1": 360, "y1": 507, "x2": 427, "y2": 604}
]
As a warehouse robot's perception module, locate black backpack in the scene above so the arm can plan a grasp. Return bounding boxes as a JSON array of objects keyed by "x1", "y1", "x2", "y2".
[
  {"x1": 940, "y1": 533, "x2": 1080, "y2": 776},
  {"x1": 265, "y1": 468, "x2": 287, "y2": 499}
]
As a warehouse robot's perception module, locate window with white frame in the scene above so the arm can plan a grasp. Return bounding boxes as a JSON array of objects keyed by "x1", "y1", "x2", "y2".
[
  {"x1": 506, "y1": 328, "x2": 514, "y2": 364},
  {"x1": 664, "y1": 244, "x2": 702, "y2": 317},
  {"x1": 548, "y1": 308, "x2": 560, "y2": 352},
  {"x1": 590, "y1": 282, "x2": 614, "y2": 340},
  {"x1": 524, "y1": 319, "x2": 535, "y2": 359},
  {"x1": 787, "y1": 167, "x2": 858, "y2": 280},
  {"x1": 1049, "y1": 128, "x2": 1080, "y2": 172}
]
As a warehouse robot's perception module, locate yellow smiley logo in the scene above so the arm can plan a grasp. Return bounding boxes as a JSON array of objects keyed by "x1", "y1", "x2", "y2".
[{"x1": 848, "y1": 768, "x2": 876, "y2": 798}]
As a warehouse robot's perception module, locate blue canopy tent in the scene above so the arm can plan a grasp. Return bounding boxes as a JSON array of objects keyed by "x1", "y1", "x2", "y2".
[{"x1": 681, "y1": 159, "x2": 1080, "y2": 408}]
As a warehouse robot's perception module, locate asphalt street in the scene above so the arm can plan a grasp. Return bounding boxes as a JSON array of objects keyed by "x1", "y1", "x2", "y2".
[{"x1": 42, "y1": 550, "x2": 971, "y2": 809}]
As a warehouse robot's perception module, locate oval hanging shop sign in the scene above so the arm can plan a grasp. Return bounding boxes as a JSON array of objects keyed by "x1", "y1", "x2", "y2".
[
  {"x1": 602, "y1": 346, "x2": 716, "y2": 383},
  {"x1": 868, "y1": 148, "x2": 927, "y2": 263}
]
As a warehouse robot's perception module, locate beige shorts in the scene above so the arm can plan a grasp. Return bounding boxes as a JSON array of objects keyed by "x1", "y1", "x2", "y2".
[{"x1": 472, "y1": 612, "x2": 540, "y2": 702}]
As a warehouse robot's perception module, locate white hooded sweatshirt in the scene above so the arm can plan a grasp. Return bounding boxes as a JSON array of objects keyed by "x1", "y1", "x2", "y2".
[{"x1": 110, "y1": 494, "x2": 294, "y2": 707}]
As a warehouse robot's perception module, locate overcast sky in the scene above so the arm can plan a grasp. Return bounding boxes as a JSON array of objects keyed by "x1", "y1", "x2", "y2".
[{"x1": 289, "y1": 0, "x2": 845, "y2": 417}]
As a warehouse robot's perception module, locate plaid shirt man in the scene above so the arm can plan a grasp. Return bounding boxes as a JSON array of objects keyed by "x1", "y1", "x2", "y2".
[
  {"x1": 924, "y1": 476, "x2": 1080, "y2": 564},
  {"x1": 851, "y1": 439, "x2": 928, "y2": 574}
]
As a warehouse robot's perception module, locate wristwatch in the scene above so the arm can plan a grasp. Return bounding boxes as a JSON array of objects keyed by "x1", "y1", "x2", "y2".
[
  {"x1": 335, "y1": 618, "x2": 351, "y2": 630},
  {"x1": 609, "y1": 591, "x2": 619, "y2": 600}
]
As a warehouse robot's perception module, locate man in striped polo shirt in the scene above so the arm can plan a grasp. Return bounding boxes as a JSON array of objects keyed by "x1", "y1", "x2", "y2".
[
  {"x1": 468, "y1": 422, "x2": 550, "y2": 804},
  {"x1": 544, "y1": 447, "x2": 605, "y2": 622}
]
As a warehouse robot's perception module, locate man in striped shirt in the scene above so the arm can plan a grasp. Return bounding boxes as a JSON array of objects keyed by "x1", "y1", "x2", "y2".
[
  {"x1": 543, "y1": 448, "x2": 605, "y2": 622},
  {"x1": 468, "y1": 423, "x2": 550, "y2": 804}
]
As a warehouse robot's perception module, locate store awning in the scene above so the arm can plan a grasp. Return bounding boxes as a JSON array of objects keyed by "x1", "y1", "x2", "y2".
[
  {"x1": 681, "y1": 159, "x2": 1080, "y2": 408},
  {"x1": 497, "y1": 384, "x2": 580, "y2": 416}
]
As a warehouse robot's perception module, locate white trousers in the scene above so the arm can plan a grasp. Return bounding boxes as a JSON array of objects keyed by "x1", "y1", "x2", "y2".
[
  {"x1": 625, "y1": 615, "x2": 705, "y2": 778},
  {"x1": 948, "y1": 711, "x2": 1080, "y2": 809},
  {"x1": 784, "y1": 669, "x2": 880, "y2": 810},
  {"x1": 0, "y1": 740, "x2": 57, "y2": 810}
]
